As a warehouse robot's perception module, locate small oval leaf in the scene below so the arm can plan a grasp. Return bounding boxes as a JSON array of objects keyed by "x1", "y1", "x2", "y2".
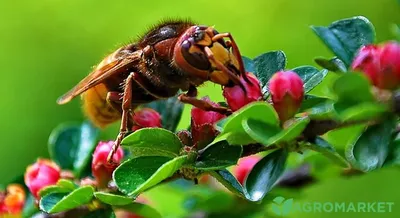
[
  {"x1": 333, "y1": 73, "x2": 374, "y2": 113},
  {"x1": 305, "y1": 136, "x2": 349, "y2": 168},
  {"x1": 346, "y1": 117, "x2": 396, "y2": 171},
  {"x1": 94, "y1": 192, "x2": 133, "y2": 206},
  {"x1": 244, "y1": 149, "x2": 288, "y2": 201},
  {"x1": 195, "y1": 141, "x2": 242, "y2": 170},
  {"x1": 338, "y1": 102, "x2": 387, "y2": 122},
  {"x1": 48, "y1": 122, "x2": 99, "y2": 178},
  {"x1": 292, "y1": 66, "x2": 328, "y2": 93},
  {"x1": 311, "y1": 16, "x2": 375, "y2": 67},
  {"x1": 253, "y1": 51, "x2": 287, "y2": 95},
  {"x1": 114, "y1": 156, "x2": 187, "y2": 196},
  {"x1": 314, "y1": 57, "x2": 347, "y2": 73},
  {"x1": 209, "y1": 170, "x2": 246, "y2": 199},
  {"x1": 39, "y1": 186, "x2": 94, "y2": 213},
  {"x1": 216, "y1": 102, "x2": 279, "y2": 146},
  {"x1": 241, "y1": 119, "x2": 281, "y2": 146},
  {"x1": 121, "y1": 128, "x2": 183, "y2": 158}
]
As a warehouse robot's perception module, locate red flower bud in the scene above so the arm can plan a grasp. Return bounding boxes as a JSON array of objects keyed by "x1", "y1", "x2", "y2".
[
  {"x1": 24, "y1": 159, "x2": 61, "y2": 199},
  {"x1": 0, "y1": 184, "x2": 25, "y2": 215},
  {"x1": 352, "y1": 42, "x2": 400, "y2": 90},
  {"x1": 92, "y1": 141, "x2": 124, "y2": 188},
  {"x1": 3, "y1": 184, "x2": 25, "y2": 214},
  {"x1": 379, "y1": 42, "x2": 400, "y2": 87},
  {"x1": 191, "y1": 97, "x2": 225, "y2": 148},
  {"x1": 132, "y1": 108, "x2": 162, "y2": 131},
  {"x1": 223, "y1": 72, "x2": 263, "y2": 111},
  {"x1": 191, "y1": 97, "x2": 226, "y2": 127},
  {"x1": 269, "y1": 71, "x2": 304, "y2": 122},
  {"x1": 233, "y1": 156, "x2": 260, "y2": 185}
]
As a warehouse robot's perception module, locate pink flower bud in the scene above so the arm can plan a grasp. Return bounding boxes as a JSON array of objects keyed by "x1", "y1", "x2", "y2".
[
  {"x1": 352, "y1": 42, "x2": 400, "y2": 90},
  {"x1": 269, "y1": 71, "x2": 304, "y2": 122},
  {"x1": 191, "y1": 97, "x2": 226, "y2": 127},
  {"x1": 233, "y1": 156, "x2": 260, "y2": 185},
  {"x1": 191, "y1": 97, "x2": 225, "y2": 148},
  {"x1": 223, "y1": 72, "x2": 263, "y2": 111},
  {"x1": 24, "y1": 159, "x2": 61, "y2": 199},
  {"x1": 92, "y1": 141, "x2": 124, "y2": 188},
  {"x1": 379, "y1": 42, "x2": 400, "y2": 87},
  {"x1": 132, "y1": 108, "x2": 162, "y2": 131}
]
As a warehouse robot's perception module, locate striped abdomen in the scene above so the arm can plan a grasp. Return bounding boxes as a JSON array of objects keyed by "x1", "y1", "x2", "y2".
[{"x1": 81, "y1": 50, "x2": 126, "y2": 128}]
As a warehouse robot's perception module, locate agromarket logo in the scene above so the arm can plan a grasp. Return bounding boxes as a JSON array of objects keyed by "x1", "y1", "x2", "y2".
[{"x1": 271, "y1": 196, "x2": 395, "y2": 216}]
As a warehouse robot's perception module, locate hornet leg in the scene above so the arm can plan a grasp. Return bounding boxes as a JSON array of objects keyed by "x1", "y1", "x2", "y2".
[
  {"x1": 107, "y1": 73, "x2": 135, "y2": 164},
  {"x1": 178, "y1": 85, "x2": 231, "y2": 115}
]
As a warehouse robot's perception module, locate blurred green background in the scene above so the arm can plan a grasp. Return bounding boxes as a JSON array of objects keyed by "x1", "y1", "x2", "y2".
[{"x1": 0, "y1": 0, "x2": 399, "y2": 216}]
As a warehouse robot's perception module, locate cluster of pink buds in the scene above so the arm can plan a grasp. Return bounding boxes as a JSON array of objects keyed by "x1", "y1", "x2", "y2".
[
  {"x1": 223, "y1": 71, "x2": 304, "y2": 123},
  {"x1": 24, "y1": 141, "x2": 125, "y2": 200},
  {"x1": 352, "y1": 41, "x2": 400, "y2": 90}
]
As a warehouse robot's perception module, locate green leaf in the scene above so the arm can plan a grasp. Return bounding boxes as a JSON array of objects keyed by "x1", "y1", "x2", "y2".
[
  {"x1": 273, "y1": 117, "x2": 310, "y2": 144},
  {"x1": 242, "y1": 56, "x2": 255, "y2": 72},
  {"x1": 308, "y1": 101, "x2": 336, "y2": 120},
  {"x1": 38, "y1": 185, "x2": 72, "y2": 197},
  {"x1": 39, "y1": 179, "x2": 77, "y2": 197},
  {"x1": 114, "y1": 203, "x2": 162, "y2": 218},
  {"x1": 73, "y1": 122, "x2": 99, "y2": 177},
  {"x1": 22, "y1": 194, "x2": 39, "y2": 218},
  {"x1": 346, "y1": 118, "x2": 396, "y2": 171},
  {"x1": 244, "y1": 149, "x2": 288, "y2": 201},
  {"x1": 216, "y1": 102, "x2": 279, "y2": 145},
  {"x1": 195, "y1": 141, "x2": 242, "y2": 170},
  {"x1": 305, "y1": 136, "x2": 349, "y2": 168},
  {"x1": 241, "y1": 119, "x2": 281, "y2": 146},
  {"x1": 215, "y1": 117, "x2": 229, "y2": 132},
  {"x1": 242, "y1": 117, "x2": 309, "y2": 146},
  {"x1": 82, "y1": 208, "x2": 116, "y2": 218},
  {"x1": 338, "y1": 102, "x2": 387, "y2": 122},
  {"x1": 209, "y1": 169, "x2": 246, "y2": 198},
  {"x1": 300, "y1": 95, "x2": 328, "y2": 111},
  {"x1": 94, "y1": 192, "x2": 133, "y2": 206},
  {"x1": 39, "y1": 186, "x2": 94, "y2": 213},
  {"x1": 114, "y1": 156, "x2": 187, "y2": 196},
  {"x1": 333, "y1": 73, "x2": 374, "y2": 113},
  {"x1": 385, "y1": 132, "x2": 400, "y2": 166},
  {"x1": 311, "y1": 16, "x2": 375, "y2": 67},
  {"x1": 121, "y1": 128, "x2": 183, "y2": 158},
  {"x1": 300, "y1": 95, "x2": 336, "y2": 119},
  {"x1": 145, "y1": 96, "x2": 184, "y2": 132},
  {"x1": 292, "y1": 66, "x2": 328, "y2": 93},
  {"x1": 253, "y1": 51, "x2": 287, "y2": 95},
  {"x1": 48, "y1": 122, "x2": 99, "y2": 177},
  {"x1": 314, "y1": 57, "x2": 347, "y2": 73}
]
